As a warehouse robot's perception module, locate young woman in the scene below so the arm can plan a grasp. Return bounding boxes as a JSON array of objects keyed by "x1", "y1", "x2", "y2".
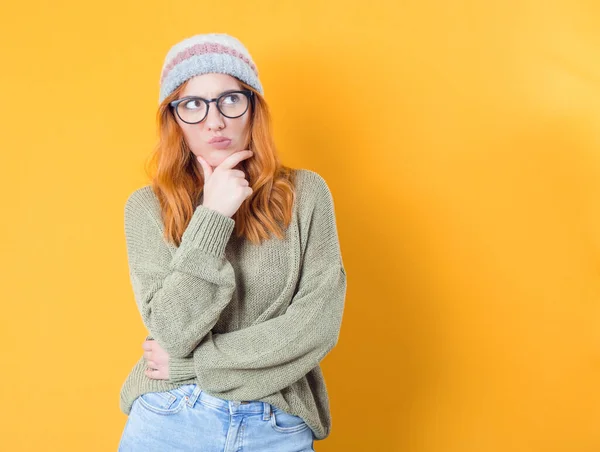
[{"x1": 117, "y1": 33, "x2": 347, "y2": 452}]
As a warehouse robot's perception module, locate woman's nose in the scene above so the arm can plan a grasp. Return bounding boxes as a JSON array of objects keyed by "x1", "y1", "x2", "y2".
[{"x1": 205, "y1": 103, "x2": 225, "y2": 130}]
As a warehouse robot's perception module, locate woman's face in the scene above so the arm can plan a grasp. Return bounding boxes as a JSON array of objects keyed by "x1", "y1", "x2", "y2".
[{"x1": 174, "y1": 73, "x2": 251, "y2": 171}]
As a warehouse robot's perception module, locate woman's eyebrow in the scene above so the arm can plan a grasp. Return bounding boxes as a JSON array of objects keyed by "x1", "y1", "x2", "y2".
[{"x1": 185, "y1": 89, "x2": 241, "y2": 98}]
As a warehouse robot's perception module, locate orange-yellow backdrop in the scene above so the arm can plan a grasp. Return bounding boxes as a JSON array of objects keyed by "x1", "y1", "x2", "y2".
[{"x1": 1, "y1": 0, "x2": 599, "y2": 451}]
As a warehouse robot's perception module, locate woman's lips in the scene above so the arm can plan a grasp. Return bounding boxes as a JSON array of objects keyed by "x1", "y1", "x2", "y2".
[{"x1": 209, "y1": 138, "x2": 232, "y2": 149}]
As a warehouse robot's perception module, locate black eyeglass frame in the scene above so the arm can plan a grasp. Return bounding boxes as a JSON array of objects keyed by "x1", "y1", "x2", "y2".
[{"x1": 169, "y1": 89, "x2": 255, "y2": 124}]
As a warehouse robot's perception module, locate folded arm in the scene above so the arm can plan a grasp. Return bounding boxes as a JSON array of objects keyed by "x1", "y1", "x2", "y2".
[
  {"x1": 167, "y1": 175, "x2": 348, "y2": 400},
  {"x1": 124, "y1": 190, "x2": 236, "y2": 358}
]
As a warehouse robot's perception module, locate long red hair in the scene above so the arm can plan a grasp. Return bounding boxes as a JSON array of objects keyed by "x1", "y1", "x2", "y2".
[{"x1": 144, "y1": 79, "x2": 296, "y2": 246}]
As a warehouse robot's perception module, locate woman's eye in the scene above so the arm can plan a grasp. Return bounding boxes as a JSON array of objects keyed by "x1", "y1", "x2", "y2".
[
  {"x1": 184, "y1": 99, "x2": 202, "y2": 109},
  {"x1": 223, "y1": 94, "x2": 240, "y2": 104}
]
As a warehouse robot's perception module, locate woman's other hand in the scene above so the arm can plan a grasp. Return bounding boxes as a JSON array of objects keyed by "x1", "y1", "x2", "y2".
[{"x1": 142, "y1": 339, "x2": 170, "y2": 380}]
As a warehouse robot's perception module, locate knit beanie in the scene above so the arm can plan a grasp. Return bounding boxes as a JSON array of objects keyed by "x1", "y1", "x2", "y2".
[{"x1": 159, "y1": 33, "x2": 264, "y2": 104}]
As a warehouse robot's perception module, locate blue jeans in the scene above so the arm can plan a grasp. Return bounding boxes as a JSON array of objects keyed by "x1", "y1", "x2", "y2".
[{"x1": 118, "y1": 384, "x2": 316, "y2": 451}]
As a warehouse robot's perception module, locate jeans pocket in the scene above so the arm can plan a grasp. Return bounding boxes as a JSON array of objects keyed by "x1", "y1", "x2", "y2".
[
  {"x1": 269, "y1": 407, "x2": 310, "y2": 433},
  {"x1": 137, "y1": 389, "x2": 187, "y2": 415}
]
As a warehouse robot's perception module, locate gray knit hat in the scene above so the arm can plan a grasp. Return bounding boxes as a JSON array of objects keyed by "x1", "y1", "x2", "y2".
[{"x1": 159, "y1": 33, "x2": 263, "y2": 104}]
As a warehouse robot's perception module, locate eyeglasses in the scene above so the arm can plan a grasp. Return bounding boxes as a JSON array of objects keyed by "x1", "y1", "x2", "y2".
[{"x1": 169, "y1": 89, "x2": 254, "y2": 124}]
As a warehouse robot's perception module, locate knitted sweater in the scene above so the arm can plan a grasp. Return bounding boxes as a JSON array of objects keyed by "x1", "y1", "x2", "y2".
[{"x1": 118, "y1": 168, "x2": 347, "y2": 441}]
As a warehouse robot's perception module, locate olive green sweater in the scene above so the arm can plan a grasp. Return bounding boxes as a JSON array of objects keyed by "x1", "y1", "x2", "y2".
[{"x1": 119, "y1": 168, "x2": 347, "y2": 441}]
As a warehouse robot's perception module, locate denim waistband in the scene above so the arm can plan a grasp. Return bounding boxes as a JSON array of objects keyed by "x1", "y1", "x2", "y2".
[{"x1": 173, "y1": 383, "x2": 272, "y2": 420}]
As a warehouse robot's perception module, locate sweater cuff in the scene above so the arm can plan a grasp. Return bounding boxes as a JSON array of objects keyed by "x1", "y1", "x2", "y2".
[
  {"x1": 168, "y1": 356, "x2": 196, "y2": 383},
  {"x1": 180, "y1": 205, "x2": 235, "y2": 257}
]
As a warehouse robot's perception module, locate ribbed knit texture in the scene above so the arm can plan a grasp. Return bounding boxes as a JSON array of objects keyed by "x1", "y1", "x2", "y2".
[
  {"x1": 159, "y1": 33, "x2": 264, "y2": 104},
  {"x1": 119, "y1": 168, "x2": 347, "y2": 441}
]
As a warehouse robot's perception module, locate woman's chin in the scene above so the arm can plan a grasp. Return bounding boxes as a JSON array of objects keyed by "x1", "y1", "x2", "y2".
[{"x1": 209, "y1": 149, "x2": 237, "y2": 164}]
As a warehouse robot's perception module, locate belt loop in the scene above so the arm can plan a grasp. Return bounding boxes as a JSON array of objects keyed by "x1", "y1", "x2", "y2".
[
  {"x1": 262, "y1": 402, "x2": 271, "y2": 421},
  {"x1": 187, "y1": 385, "x2": 202, "y2": 408}
]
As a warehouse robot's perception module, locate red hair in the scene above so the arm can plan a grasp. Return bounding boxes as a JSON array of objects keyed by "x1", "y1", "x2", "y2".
[{"x1": 144, "y1": 79, "x2": 296, "y2": 246}]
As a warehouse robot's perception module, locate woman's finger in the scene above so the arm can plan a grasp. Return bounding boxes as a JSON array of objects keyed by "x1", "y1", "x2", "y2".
[{"x1": 196, "y1": 155, "x2": 213, "y2": 180}]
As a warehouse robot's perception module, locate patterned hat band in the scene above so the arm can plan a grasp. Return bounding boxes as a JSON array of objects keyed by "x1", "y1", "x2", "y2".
[{"x1": 159, "y1": 33, "x2": 264, "y2": 104}]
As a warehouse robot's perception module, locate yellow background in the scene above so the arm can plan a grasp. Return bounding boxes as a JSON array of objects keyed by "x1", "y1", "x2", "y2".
[{"x1": 1, "y1": 0, "x2": 599, "y2": 451}]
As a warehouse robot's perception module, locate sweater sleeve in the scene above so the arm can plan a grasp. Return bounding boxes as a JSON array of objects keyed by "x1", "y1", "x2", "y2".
[
  {"x1": 167, "y1": 175, "x2": 347, "y2": 400},
  {"x1": 124, "y1": 190, "x2": 237, "y2": 359}
]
